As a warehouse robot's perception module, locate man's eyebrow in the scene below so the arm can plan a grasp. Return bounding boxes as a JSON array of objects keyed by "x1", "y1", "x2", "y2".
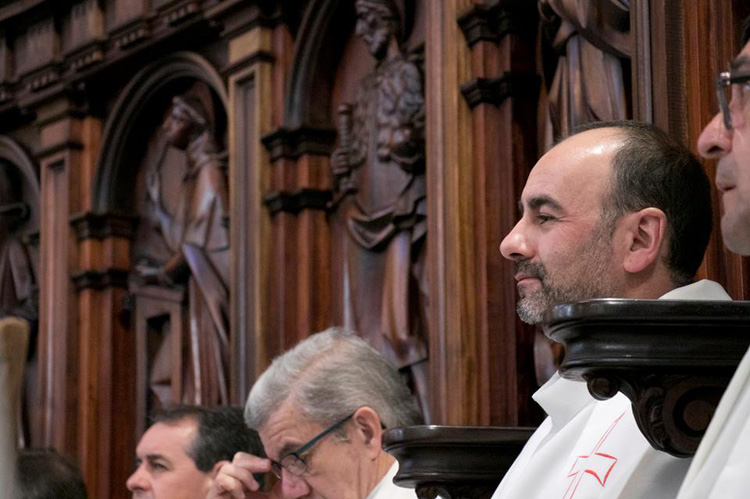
[
  {"x1": 145, "y1": 453, "x2": 169, "y2": 464},
  {"x1": 519, "y1": 195, "x2": 564, "y2": 214},
  {"x1": 730, "y1": 54, "x2": 750, "y2": 72},
  {"x1": 278, "y1": 442, "x2": 300, "y2": 458}
]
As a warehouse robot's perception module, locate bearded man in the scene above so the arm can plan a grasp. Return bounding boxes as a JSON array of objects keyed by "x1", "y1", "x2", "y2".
[{"x1": 495, "y1": 121, "x2": 730, "y2": 498}]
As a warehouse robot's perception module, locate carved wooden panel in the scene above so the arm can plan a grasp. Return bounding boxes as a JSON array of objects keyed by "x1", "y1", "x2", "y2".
[
  {"x1": 63, "y1": 0, "x2": 105, "y2": 52},
  {"x1": 15, "y1": 18, "x2": 58, "y2": 79},
  {"x1": 130, "y1": 82, "x2": 231, "y2": 407}
]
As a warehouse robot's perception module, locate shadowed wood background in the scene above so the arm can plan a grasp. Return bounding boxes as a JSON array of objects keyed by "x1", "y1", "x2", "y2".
[{"x1": 0, "y1": 0, "x2": 744, "y2": 496}]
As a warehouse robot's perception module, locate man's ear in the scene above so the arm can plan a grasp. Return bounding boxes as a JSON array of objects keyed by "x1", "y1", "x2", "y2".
[
  {"x1": 352, "y1": 407, "x2": 383, "y2": 460},
  {"x1": 621, "y1": 207, "x2": 667, "y2": 274}
]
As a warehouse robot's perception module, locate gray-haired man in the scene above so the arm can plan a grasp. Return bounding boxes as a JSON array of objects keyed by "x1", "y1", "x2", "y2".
[{"x1": 208, "y1": 328, "x2": 420, "y2": 499}]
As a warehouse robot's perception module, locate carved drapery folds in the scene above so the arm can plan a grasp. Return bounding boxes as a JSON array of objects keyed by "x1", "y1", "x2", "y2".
[
  {"x1": 133, "y1": 83, "x2": 231, "y2": 411},
  {"x1": 540, "y1": 0, "x2": 631, "y2": 145},
  {"x1": 330, "y1": 0, "x2": 430, "y2": 420},
  {"x1": 0, "y1": 138, "x2": 40, "y2": 448}
]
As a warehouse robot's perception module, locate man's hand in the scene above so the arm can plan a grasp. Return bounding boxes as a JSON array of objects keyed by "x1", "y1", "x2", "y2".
[{"x1": 207, "y1": 453, "x2": 274, "y2": 499}]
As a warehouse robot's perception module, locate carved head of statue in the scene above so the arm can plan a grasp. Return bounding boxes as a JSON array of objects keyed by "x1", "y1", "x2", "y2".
[
  {"x1": 354, "y1": 0, "x2": 410, "y2": 61},
  {"x1": 162, "y1": 96, "x2": 210, "y2": 150}
]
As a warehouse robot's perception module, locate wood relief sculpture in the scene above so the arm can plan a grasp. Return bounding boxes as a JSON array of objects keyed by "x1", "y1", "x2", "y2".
[
  {"x1": 135, "y1": 86, "x2": 230, "y2": 408},
  {"x1": 539, "y1": 0, "x2": 631, "y2": 144},
  {"x1": 331, "y1": 0, "x2": 429, "y2": 420},
  {"x1": 0, "y1": 162, "x2": 37, "y2": 448},
  {"x1": 0, "y1": 164, "x2": 36, "y2": 325}
]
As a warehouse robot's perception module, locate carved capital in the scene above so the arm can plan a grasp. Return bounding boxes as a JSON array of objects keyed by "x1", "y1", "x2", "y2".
[
  {"x1": 545, "y1": 299, "x2": 750, "y2": 457},
  {"x1": 263, "y1": 188, "x2": 332, "y2": 215},
  {"x1": 71, "y1": 268, "x2": 130, "y2": 291},
  {"x1": 261, "y1": 126, "x2": 336, "y2": 161},
  {"x1": 70, "y1": 212, "x2": 139, "y2": 241},
  {"x1": 460, "y1": 73, "x2": 540, "y2": 109},
  {"x1": 458, "y1": 2, "x2": 536, "y2": 48},
  {"x1": 457, "y1": 4, "x2": 513, "y2": 48}
]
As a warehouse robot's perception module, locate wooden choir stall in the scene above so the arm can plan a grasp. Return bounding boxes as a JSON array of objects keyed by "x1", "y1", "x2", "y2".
[{"x1": 0, "y1": 0, "x2": 744, "y2": 497}]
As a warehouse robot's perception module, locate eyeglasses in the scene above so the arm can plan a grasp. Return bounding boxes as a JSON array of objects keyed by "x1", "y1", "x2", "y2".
[
  {"x1": 269, "y1": 412, "x2": 355, "y2": 479},
  {"x1": 716, "y1": 69, "x2": 750, "y2": 130}
]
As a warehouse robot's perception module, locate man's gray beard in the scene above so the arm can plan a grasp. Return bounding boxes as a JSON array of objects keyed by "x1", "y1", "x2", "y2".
[{"x1": 515, "y1": 232, "x2": 617, "y2": 325}]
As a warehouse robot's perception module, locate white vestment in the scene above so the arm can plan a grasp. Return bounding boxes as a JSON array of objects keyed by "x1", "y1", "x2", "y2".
[
  {"x1": 366, "y1": 461, "x2": 416, "y2": 499},
  {"x1": 492, "y1": 280, "x2": 731, "y2": 499},
  {"x1": 677, "y1": 297, "x2": 750, "y2": 498}
]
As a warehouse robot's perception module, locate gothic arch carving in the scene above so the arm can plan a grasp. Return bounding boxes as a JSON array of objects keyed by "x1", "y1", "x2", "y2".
[
  {"x1": 283, "y1": 0, "x2": 352, "y2": 128},
  {"x1": 92, "y1": 52, "x2": 227, "y2": 214},
  {"x1": 0, "y1": 136, "x2": 40, "y2": 235}
]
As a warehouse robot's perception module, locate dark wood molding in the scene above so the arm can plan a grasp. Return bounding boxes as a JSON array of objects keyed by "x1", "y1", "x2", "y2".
[
  {"x1": 222, "y1": 50, "x2": 275, "y2": 77},
  {"x1": 70, "y1": 212, "x2": 139, "y2": 241},
  {"x1": 383, "y1": 425, "x2": 535, "y2": 499},
  {"x1": 460, "y1": 73, "x2": 540, "y2": 109},
  {"x1": 545, "y1": 299, "x2": 750, "y2": 457},
  {"x1": 457, "y1": 4, "x2": 512, "y2": 48},
  {"x1": 263, "y1": 188, "x2": 333, "y2": 215},
  {"x1": 71, "y1": 268, "x2": 130, "y2": 291},
  {"x1": 260, "y1": 126, "x2": 336, "y2": 161}
]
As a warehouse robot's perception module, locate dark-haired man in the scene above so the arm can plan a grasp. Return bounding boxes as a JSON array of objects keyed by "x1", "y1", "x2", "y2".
[
  {"x1": 494, "y1": 121, "x2": 730, "y2": 498},
  {"x1": 126, "y1": 405, "x2": 264, "y2": 499},
  {"x1": 678, "y1": 16, "x2": 750, "y2": 499}
]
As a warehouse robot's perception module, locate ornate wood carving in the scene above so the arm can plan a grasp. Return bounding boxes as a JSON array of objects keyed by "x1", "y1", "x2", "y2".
[
  {"x1": 460, "y1": 73, "x2": 541, "y2": 110},
  {"x1": 133, "y1": 86, "x2": 231, "y2": 407},
  {"x1": 328, "y1": 0, "x2": 430, "y2": 421},
  {"x1": 544, "y1": 299, "x2": 750, "y2": 457},
  {"x1": 70, "y1": 212, "x2": 138, "y2": 241},
  {"x1": 264, "y1": 188, "x2": 332, "y2": 215},
  {"x1": 538, "y1": 0, "x2": 631, "y2": 145},
  {"x1": 260, "y1": 126, "x2": 336, "y2": 162},
  {"x1": 383, "y1": 425, "x2": 535, "y2": 499}
]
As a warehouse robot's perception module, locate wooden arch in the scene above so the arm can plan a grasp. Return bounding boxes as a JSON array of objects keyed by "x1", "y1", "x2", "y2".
[{"x1": 92, "y1": 52, "x2": 227, "y2": 214}]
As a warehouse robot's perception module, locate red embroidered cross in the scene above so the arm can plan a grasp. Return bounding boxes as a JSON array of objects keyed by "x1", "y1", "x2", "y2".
[{"x1": 562, "y1": 411, "x2": 625, "y2": 499}]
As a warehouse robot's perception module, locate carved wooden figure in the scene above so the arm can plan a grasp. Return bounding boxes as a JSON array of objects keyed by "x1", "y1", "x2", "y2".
[
  {"x1": 135, "y1": 86, "x2": 230, "y2": 408},
  {"x1": 539, "y1": 0, "x2": 631, "y2": 144},
  {"x1": 331, "y1": 0, "x2": 429, "y2": 420}
]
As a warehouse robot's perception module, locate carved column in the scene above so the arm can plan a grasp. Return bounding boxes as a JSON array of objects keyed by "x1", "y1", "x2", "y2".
[
  {"x1": 224, "y1": 16, "x2": 276, "y2": 401},
  {"x1": 37, "y1": 109, "x2": 86, "y2": 456},
  {"x1": 425, "y1": 0, "x2": 539, "y2": 425},
  {"x1": 262, "y1": 129, "x2": 334, "y2": 350},
  {"x1": 71, "y1": 210, "x2": 136, "y2": 499}
]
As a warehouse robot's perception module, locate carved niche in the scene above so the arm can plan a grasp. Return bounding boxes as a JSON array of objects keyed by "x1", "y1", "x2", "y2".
[
  {"x1": 129, "y1": 81, "x2": 231, "y2": 419},
  {"x1": 0, "y1": 137, "x2": 40, "y2": 448},
  {"x1": 539, "y1": 0, "x2": 631, "y2": 146},
  {"x1": 330, "y1": 0, "x2": 430, "y2": 420}
]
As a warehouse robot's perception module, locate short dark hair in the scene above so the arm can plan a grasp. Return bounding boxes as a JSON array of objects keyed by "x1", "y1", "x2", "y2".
[
  {"x1": 17, "y1": 449, "x2": 88, "y2": 499},
  {"x1": 570, "y1": 120, "x2": 713, "y2": 286},
  {"x1": 152, "y1": 405, "x2": 265, "y2": 473}
]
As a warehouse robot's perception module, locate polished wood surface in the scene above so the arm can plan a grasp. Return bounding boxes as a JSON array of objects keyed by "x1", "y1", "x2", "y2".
[
  {"x1": 545, "y1": 299, "x2": 750, "y2": 457},
  {"x1": 0, "y1": 0, "x2": 742, "y2": 496},
  {"x1": 384, "y1": 425, "x2": 535, "y2": 499}
]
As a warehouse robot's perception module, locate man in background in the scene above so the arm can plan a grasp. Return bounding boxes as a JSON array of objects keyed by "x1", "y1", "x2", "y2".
[
  {"x1": 494, "y1": 121, "x2": 729, "y2": 498},
  {"x1": 207, "y1": 328, "x2": 420, "y2": 499},
  {"x1": 678, "y1": 15, "x2": 750, "y2": 499},
  {"x1": 126, "y1": 405, "x2": 264, "y2": 499}
]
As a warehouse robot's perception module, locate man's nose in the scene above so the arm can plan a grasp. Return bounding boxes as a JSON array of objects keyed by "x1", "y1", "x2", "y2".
[
  {"x1": 280, "y1": 470, "x2": 311, "y2": 499},
  {"x1": 500, "y1": 220, "x2": 532, "y2": 261},
  {"x1": 126, "y1": 466, "x2": 148, "y2": 492},
  {"x1": 697, "y1": 112, "x2": 732, "y2": 159}
]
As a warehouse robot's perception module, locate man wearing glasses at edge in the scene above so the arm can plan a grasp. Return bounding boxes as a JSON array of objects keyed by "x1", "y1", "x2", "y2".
[
  {"x1": 207, "y1": 328, "x2": 420, "y2": 499},
  {"x1": 678, "y1": 15, "x2": 750, "y2": 499}
]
